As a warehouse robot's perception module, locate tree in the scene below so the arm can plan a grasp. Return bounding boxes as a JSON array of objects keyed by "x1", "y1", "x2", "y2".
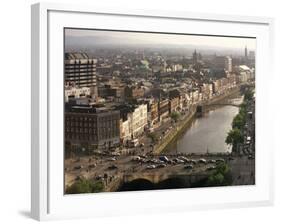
[
  {"x1": 244, "y1": 89, "x2": 254, "y2": 101},
  {"x1": 66, "y1": 178, "x2": 94, "y2": 194},
  {"x1": 66, "y1": 179, "x2": 104, "y2": 194},
  {"x1": 207, "y1": 163, "x2": 233, "y2": 186},
  {"x1": 232, "y1": 113, "x2": 245, "y2": 130},
  {"x1": 147, "y1": 132, "x2": 157, "y2": 144},
  {"x1": 170, "y1": 111, "x2": 180, "y2": 122},
  {"x1": 207, "y1": 173, "x2": 224, "y2": 186},
  {"x1": 225, "y1": 128, "x2": 243, "y2": 149},
  {"x1": 92, "y1": 181, "x2": 104, "y2": 193}
]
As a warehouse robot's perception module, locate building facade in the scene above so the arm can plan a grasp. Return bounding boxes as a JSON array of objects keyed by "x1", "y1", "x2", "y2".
[
  {"x1": 158, "y1": 99, "x2": 169, "y2": 122},
  {"x1": 65, "y1": 106, "x2": 120, "y2": 152},
  {"x1": 128, "y1": 104, "x2": 148, "y2": 139}
]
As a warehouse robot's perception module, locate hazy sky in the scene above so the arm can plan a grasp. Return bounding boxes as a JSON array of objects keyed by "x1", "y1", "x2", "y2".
[{"x1": 65, "y1": 28, "x2": 256, "y2": 50}]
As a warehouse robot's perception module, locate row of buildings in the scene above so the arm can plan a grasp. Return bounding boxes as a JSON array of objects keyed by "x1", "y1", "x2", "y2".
[{"x1": 64, "y1": 51, "x2": 255, "y2": 154}]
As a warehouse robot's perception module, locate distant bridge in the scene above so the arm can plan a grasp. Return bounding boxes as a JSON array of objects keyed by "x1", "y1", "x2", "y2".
[{"x1": 196, "y1": 102, "x2": 241, "y2": 114}]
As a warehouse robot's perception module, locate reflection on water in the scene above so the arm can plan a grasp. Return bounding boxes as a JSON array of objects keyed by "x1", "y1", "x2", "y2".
[{"x1": 165, "y1": 95, "x2": 243, "y2": 154}]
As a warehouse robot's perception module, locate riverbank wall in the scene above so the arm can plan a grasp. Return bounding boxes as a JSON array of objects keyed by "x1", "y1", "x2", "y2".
[
  {"x1": 153, "y1": 86, "x2": 241, "y2": 155},
  {"x1": 153, "y1": 108, "x2": 196, "y2": 155}
]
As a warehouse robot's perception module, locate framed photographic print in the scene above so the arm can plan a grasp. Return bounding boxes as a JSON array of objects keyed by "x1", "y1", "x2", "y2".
[{"x1": 31, "y1": 2, "x2": 274, "y2": 221}]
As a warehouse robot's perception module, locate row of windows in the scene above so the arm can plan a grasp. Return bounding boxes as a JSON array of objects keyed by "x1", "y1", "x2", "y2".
[
  {"x1": 65, "y1": 77, "x2": 96, "y2": 81},
  {"x1": 65, "y1": 63, "x2": 96, "y2": 66},
  {"x1": 65, "y1": 131, "x2": 119, "y2": 139},
  {"x1": 65, "y1": 73, "x2": 96, "y2": 77},
  {"x1": 65, "y1": 127, "x2": 119, "y2": 133},
  {"x1": 65, "y1": 123, "x2": 119, "y2": 130},
  {"x1": 65, "y1": 116, "x2": 119, "y2": 122},
  {"x1": 65, "y1": 69, "x2": 96, "y2": 73},
  {"x1": 65, "y1": 134, "x2": 98, "y2": 141},
  {"x1": 65, "y1": 63, "x2": 96, "y2": 67}
]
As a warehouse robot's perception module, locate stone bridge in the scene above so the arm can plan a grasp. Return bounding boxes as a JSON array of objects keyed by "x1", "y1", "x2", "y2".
[{"x1": 122, "y1": 172, "x2": 209, "y2": 186}]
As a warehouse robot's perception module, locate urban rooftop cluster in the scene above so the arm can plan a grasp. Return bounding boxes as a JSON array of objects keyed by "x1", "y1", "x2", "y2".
[{"x1": 64, "y1": 47, "x2": 255, "y2": 156}]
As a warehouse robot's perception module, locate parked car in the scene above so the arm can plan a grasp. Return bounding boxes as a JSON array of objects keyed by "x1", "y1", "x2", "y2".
[{"x1": 184, "y1": 165, "x2": 193, "y2": 170}]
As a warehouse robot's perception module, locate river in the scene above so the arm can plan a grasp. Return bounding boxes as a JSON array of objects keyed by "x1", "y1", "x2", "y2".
[{"x1": 164, "y1": 94, "x2": 243, "y2": 154}]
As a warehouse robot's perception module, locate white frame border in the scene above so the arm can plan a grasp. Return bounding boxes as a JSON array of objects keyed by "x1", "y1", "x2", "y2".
[{"x1": 31, "y1": 2, "x2": 275, "y2": 221}]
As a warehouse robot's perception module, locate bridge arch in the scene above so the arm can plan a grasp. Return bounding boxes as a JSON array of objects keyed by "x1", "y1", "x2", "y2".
[{"x1": 118, "y1": 178, "x2": 154, "y2": 191}]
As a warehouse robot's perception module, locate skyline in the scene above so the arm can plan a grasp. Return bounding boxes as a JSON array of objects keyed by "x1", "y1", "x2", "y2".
[{"x1": 65, "y1": 28, "x2": 256, "y2": 52}]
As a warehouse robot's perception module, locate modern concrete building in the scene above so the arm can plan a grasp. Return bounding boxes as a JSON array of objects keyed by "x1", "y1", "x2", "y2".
[
  {"x1": 65, "y1": 52, "x2": 98, "y2": 100},
  {"x1": 225, "y1": 56, "x2": 233, "y2": 73},
  {"x1": 64, "y1": 86, "x2": 91, "y2": 102}
]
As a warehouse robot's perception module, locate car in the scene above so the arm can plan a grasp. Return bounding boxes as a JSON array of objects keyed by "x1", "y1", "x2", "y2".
[
  {"x1": 177, "y1": 159, "x2": 185, "y2": 164},
  {"x1": 74, "y1": 165, "x2": 83, "y2": 170},
  {"x1": 132, "y1": 156, "x2": 141, "y2": 162},
  {"x1": 159, "y1": 155, "x2": 169, "y2": 162},
  {"x1": 198, "y1": 158, "x2": 207, "y2": 164},
  {"x1": 146, "y1": 165, "x2": 156, "y2": 169},
  {"x1": 88, "y1": 164, "x2": 96, "y2": 169},
  {"x1": 108, "y1": 157, "x2": 116, "y2": 161},
  {"x1": 209, "y1": 159, "x2": 216, "y2": 163},
  {"x1": 157, "y1": 164, "x2": 167, "y2": 168},
  {"x1": 248, "y1": 155, "x2": 254, "y2": 160},
  {"x1": 184, "y1": 165, "x2": 193, "y2": 170},
  {"x1": 108, "y1": 165, "x2": 118, "y2": 170},
  {"x1": 173, "y1": 158, "x2": 184, "y2": 164},
  {"x1": 179, "y1": 156, "x2": 190, "y2": 163},
  {"x1": 206, "y1": 166, "x2": 216, "y2": 171},
  {"x1": 216, "y1": 158, "x2": 225, "y2": 164},
  {"x1": 191, "y1": 159, "x2": 197, "y2": 164},
  {"x1": 111, "y1": 152, "x2": 121, "y2": 156}
]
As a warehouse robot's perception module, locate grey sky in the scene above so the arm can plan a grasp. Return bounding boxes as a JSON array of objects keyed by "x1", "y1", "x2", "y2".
[{"x1": 65, "y1": 28, "x2": 256, "y2": 50}]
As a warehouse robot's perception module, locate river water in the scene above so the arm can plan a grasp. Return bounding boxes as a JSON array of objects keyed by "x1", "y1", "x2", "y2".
[{"x1": 165, "y1": 94, "x2": 243, "y2": 154}]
